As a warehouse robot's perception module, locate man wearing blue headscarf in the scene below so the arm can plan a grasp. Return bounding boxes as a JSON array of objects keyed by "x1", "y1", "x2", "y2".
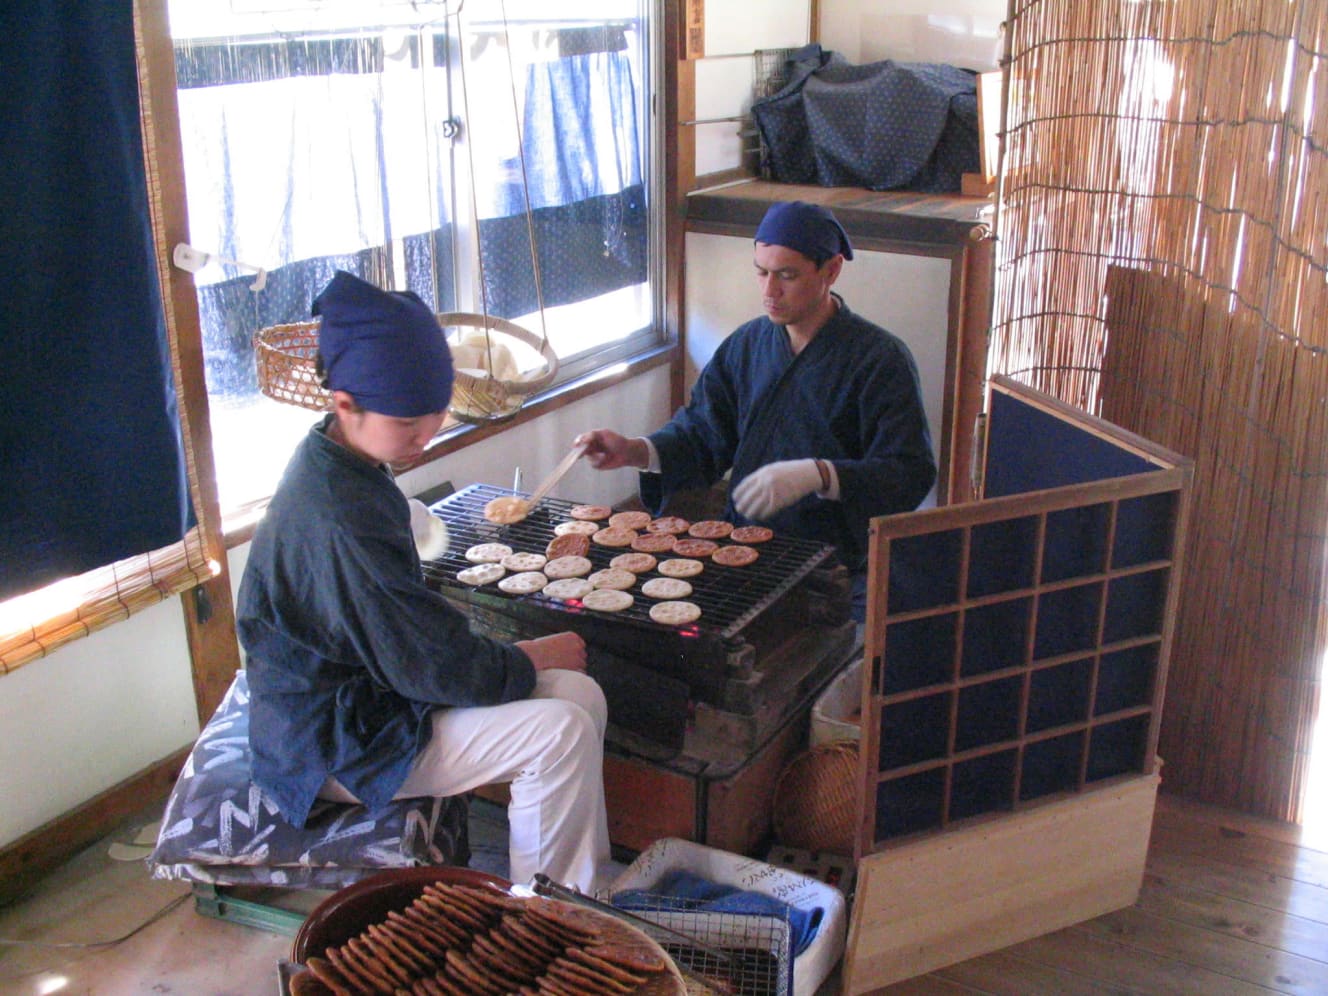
[
  {"x1": 578, "y1": 201, "x2": 936, "y2": 620},
  {"x1": 237, "y1": 271, "x2": 613, "y2": 893}
]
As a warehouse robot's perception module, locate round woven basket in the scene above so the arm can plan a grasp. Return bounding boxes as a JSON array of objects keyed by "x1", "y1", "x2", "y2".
[
  {"x1": 439, "y1": 311, "x2": 558, "y2": 423},
  {"x1": 772, "y1": 739, "x2": 860, "y2": 857},
  {"x1": 253, "y1": 321, "x2": 331, "y2": 412},
  {"x1": 252, "y1": 312, "x2": 558, "y2": 420}
]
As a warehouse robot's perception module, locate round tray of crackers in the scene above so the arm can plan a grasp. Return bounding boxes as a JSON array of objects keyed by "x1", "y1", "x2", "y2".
[{"x1": 289, "y1": 866, "x2": 686, "y2": 995}]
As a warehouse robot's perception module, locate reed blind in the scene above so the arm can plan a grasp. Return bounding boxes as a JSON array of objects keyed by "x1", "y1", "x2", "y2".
[
  {"x1": 992, "y1": 0, "x2": 1328, "y2": 820},
  {"x1": 0, "y1": 2, "x2": 221, "y2": 675}
]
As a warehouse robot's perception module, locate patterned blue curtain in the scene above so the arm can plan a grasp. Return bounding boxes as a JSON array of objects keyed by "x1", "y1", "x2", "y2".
[
  {"x1": 478, "y1": 33, "x2": 647, "y2": 319},
  {"x1": 0, "y1": 3, "x2": 192, "y2": 601}
]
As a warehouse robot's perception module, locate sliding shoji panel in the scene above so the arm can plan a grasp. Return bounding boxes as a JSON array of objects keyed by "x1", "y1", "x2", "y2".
[{"x1": 856, "y1": 377, "x2": 1192, "y2": 853}]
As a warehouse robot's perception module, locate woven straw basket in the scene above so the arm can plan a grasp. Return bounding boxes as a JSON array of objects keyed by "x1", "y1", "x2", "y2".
[
  {"x1": 253, "y1": 321, "x2": 331, "y2": 412},
  {"x1": 772, "y1": 739, "x2": 860, "y2": 857},
  {"x1": 253, "y1": 312, "x2": 558, "y2": 419},
  {"x1": 439, "y1": 311, "x2": 558, "y2": 423}
]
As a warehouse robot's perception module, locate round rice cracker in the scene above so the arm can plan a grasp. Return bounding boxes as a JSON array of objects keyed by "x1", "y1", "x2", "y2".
[
  {"x1": 543, "y1": 555, "x2": 593, "y2": 579},
  {"x1": 592, "y1": 526, "x2": 638, "y2": 548},
  {"x1": 498, "y1": 571, "x2": 548, "y2": 595},
  {"x1": 657, "y1": 557, "x2": 704, "y2": 578},
  {"x1": 729, "y1": 524, "x2": 774, "y2": 544},
  {"x1": 465, "y1": 542, "x2": 512, "y2": 564},
  {"x1": 456, "y1": 562, "x2": 505, "y2": 587},
  {"x1": 630, "y1": 532, "x2": 676, "y2": 553},
  {"x1": 672, "y1": 537, "x2": 718, "y2": 558},
  {"x1": 608, "y1": 509, "x2": 653, "y2": 531},
  {"x1": 649, "y1": 600, "x2": 702, "y2": 626},
  {"x1": 483, "y1": 495, "x2": 529, "y2": 525},
  {"x1": 687, "y1": 519, "x2": 733, "y2": 539},
  {"x1": 542, "y1": 577, "x2": 594, "y2": 601},
  {"x1": 553, "y1": 519, "x2": 601, "y2": 536},
  {"x1": 546, "y1": 532, "x2": 591, "y2": 559},
  {"x1": 645, "y1": 515, "x2": 690, "y2": 535},
  {"x1": 501, "y1": 551, "x2": 547, "y2": 572},
  {"x1": 581, "y1": 588, "x2": 633, "y2": 613},
  {"x1": 610, "y1": 551, "x2": 657, "y2": 574},
  {"x1": 588, "y1": 568, "x2": 637, "y2": 590},
  {"x1": 641, "y1": 576, "x2": 693, "y2": 600},
  {"x1": 569, "y1": 504, "x2": 612, "y2": 521},
  {"x1": 712, "y1": 543, "x2": 760, "y2": 567}
]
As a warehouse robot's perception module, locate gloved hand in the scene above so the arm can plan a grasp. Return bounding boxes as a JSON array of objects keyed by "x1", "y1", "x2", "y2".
[
  {"x1": 408, "y1": 498, "x2": 450, "y2": 560},
  {"x1": 731, "y1": 459, "x2": 823, "y2": 520}
]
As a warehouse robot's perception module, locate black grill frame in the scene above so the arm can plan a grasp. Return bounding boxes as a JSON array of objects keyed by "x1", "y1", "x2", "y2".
[{"x1": 423, "y1": 484, "x2": 835, "y2": 641}]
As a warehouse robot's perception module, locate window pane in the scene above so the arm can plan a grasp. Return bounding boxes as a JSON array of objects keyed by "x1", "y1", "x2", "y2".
[{"x1": 168, "y1": 0, "x2": 657, "y2": 512}]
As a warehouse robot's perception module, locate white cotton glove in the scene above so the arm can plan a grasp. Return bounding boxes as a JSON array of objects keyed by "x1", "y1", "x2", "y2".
[
  {"x1": 731, "y1": 459, "x2": 823, "y2": 521},
  {"x1": 408, "y1": 498, "x2": 450, "y2": 560}
]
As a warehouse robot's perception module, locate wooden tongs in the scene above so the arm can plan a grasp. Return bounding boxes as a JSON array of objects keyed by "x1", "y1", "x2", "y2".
[{"x1": 526, "y1": 441, "x2": 588, "y2": 511}]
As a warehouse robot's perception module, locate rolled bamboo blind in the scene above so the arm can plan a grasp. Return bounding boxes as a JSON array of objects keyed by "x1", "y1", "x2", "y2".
[
  {"x1": 993, "y1": 0, "x2": 1328, "y2": 820},
  {"x1": 0, "y1": 1, "x2": 220, "y2": 675}
]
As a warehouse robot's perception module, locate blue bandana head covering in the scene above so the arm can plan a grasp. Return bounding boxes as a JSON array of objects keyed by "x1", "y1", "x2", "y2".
[
  {"x1": 313, "y1": 271, "x2": 453, "y2": 417},
  {"x1": 754, "y1": 200, "x2": 854, "y2": 263}
]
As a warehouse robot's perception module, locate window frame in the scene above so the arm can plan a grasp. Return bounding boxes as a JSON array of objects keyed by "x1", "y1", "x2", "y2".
[{"x1": 164, "y1": 0, "x2": 673, "y2": 530}]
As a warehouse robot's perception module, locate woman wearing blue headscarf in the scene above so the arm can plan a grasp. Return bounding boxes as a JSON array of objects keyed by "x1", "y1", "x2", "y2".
[
  {"x1": 237, "y1": 271, "x2": 613, "y2": 893},
  {"x1": 578, "y1": 201, "x2": 937, "y2": 620}
]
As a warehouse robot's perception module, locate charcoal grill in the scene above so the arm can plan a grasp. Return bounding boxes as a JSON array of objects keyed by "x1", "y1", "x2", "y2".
[{"x1": 425, "y1": 484, "x2": 857, "y2": 761}]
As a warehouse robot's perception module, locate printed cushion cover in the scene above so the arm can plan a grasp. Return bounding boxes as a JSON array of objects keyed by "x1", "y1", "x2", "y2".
[{"x1": 148, "y1": 670, "x2": 469, "y2": 889}]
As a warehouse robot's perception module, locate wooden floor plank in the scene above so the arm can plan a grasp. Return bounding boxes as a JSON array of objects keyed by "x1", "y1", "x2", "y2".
[
  {"x1": 1146, "y1": 837, "x2": 1328, "y2": 923},
  {"x1": 1003, "y1": 923, "x2": 1283, "y2": 995},
  {"x1": 1156, "y1": 794, "x2": 1328, "y2": 853},
  {"x1": 1077, "y1": 906, "x2": 1328, "y2": 995},
  {"x1": 1150, "y1": 814, "x2": 1328, "y2": 887},
  {"x1": 1137, "y1": 871, "x2": 1328, "y2": 960},
  {"x1": 875, "y1": 975, "x2": 988, "y2": 995},
  {"x1": 933, "y1": 948, "x2": 1130, "y2": 995}
]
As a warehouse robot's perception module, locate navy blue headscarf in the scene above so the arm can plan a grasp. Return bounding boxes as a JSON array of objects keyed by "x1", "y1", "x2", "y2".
[
  {"x1": 754, "y1": 200, "x2": 855, "y2": 264},
  {"x1": 313, "y1": 271, "x2": 454, "y2": 417}
]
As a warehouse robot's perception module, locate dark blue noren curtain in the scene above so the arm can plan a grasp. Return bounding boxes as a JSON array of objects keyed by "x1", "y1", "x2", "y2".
[{"x1": 0, "y1": 3, "x2": 192, "y2": 602}]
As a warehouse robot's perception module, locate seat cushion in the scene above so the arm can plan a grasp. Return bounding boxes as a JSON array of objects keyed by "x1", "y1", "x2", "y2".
[{"x1": 148, "y1": 670, "x2": 469, "y2": 889}]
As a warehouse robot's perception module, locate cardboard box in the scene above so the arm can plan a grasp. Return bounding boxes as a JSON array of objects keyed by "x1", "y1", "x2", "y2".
[
  {"x1": 842, "y1": 772, "x2": 1159, "y2": 993},
  {"x1": 810, "y1": 658, "x2": 862, "y2": 747}
]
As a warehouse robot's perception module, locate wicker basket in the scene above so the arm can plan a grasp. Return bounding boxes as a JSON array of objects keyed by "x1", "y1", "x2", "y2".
[
  {"x1": 253, "y1": 321, "x2": 331, "y2": 412},
  {"x1": 771, "y1": 740, "x2": 860, "y2": 857},
  {"x1": 252, "y1": 312, "x2": 558, "y2": 419},
  {"x1": 439, "y1": 311, "x2": 558, "y2": 423}
]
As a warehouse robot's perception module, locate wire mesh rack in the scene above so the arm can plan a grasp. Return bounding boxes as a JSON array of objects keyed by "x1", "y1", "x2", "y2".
[
  {"x1": 615, "y1": 899, "x2": 792, "y2": 996},
  {"x1": 748, "y1": 48, "x2": 799, "y2": 179}
]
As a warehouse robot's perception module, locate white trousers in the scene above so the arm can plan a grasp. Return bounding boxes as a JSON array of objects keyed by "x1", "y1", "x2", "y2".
[{"x1": 322, "y1": 669, "x2": 612, "y2": 893}]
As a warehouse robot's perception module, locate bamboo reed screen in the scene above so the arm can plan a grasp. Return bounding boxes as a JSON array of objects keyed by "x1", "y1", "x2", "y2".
[
  {"x1": 991, "y1": 0, "x2": 1328, "y2": 821},
  {"x1": 0, "y1": 1, "x2": 222, "y2": 676}
]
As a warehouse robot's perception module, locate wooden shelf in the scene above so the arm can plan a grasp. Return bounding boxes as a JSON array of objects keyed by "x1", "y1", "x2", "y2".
[{"x1": 686, "y1": 178, "x2": 992, "y2": 253}]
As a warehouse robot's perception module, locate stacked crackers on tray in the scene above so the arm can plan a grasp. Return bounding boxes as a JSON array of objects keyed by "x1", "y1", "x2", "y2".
[{"x1": 290, "y1": 881, "x2": 679, "y2": 995}]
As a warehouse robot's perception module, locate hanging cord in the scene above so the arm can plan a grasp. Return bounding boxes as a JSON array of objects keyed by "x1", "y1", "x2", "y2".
[
  {"x1": 497, "y1": 0, "x2": 551, "y2": 349},
  {"x1": 450, "y1": 2, "x2": 499, "y2": 378}
]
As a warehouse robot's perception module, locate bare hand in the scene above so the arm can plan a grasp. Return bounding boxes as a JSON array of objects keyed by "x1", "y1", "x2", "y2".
[
  {"x1": 575, "y1": 430, "x2": 650, "y2": 471},
  {"x1": 515, "y1": 631, "x2": 588, "y2": 672}
]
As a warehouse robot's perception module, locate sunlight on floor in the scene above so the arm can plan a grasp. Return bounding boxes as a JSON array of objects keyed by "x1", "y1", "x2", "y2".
[{"x1": 1300, "y1": 653, "x2": 1328, "y2": 849}]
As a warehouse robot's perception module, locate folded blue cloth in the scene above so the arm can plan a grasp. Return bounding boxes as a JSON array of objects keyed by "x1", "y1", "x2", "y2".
[{"x1": 612, "y1": 869, "x2": 824, "y2": 956}]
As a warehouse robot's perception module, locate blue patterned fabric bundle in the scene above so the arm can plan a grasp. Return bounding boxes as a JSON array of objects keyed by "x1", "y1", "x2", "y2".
[{"x1": 753, "y1": 44, "x2": 980, "y2": 194}]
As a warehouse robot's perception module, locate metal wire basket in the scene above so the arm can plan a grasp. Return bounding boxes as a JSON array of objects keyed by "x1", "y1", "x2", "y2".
[{"x1": 614, "y1": 899, "x2": 793, "y2": 996}]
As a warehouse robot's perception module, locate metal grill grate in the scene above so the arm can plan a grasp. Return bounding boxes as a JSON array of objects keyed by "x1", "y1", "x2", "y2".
[{"x1": 423, "y1": 484, "x2": 834, "y2": 640}]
